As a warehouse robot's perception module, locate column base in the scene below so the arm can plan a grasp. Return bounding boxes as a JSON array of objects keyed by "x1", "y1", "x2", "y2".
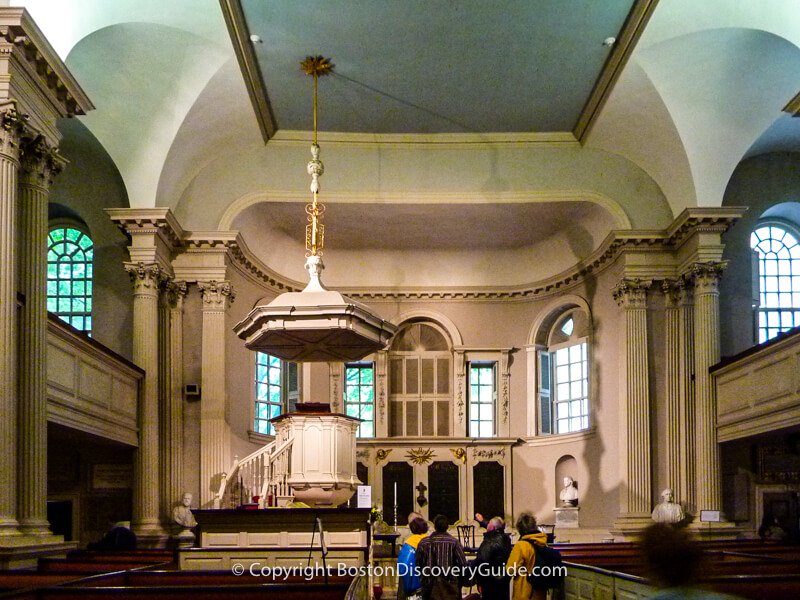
[
  {"x1": 0, "y1": 534, "x2": 77, "y2": 569},
  {"x1": 609, "y1": 514, "x2": 653, "y2": 540},
  {"x1": 18, "y1": 518, "x2": 53, "y2": 537}
]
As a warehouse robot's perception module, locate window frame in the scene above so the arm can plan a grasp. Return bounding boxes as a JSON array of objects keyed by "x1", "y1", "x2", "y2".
[
  {"x1": 344, "y1": 361, "x2": 376, "y2": 438},
  {"x1": 47, "y1": 222, "x2": 94, "y2": 334},
  {"x1": 468, "y1": 361, "x2": 497, "y2": 438},
  {"x1": 538, "y1": 310, "x2": 591, "y2": 436},
  {"x1": 253, "y1": 353, "x2": 300, "y2": 437},
  {"x1": 750, "y1": 220, "x2": 800, "y2": 344}
]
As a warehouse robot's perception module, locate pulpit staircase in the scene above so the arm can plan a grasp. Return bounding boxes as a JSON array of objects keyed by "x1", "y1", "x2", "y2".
[{"x1": 214, "y1": 434, "x2": 294, "y2": 509}]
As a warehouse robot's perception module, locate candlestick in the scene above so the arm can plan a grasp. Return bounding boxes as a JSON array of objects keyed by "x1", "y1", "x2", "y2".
[{"x1": 393, "y1": 482, "x2": 397, "y2": 532}]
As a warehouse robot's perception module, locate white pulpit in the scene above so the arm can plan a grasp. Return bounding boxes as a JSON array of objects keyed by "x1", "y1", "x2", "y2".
[{"x1": 272, "y1": 403, "x2": 361, "y2": 506}]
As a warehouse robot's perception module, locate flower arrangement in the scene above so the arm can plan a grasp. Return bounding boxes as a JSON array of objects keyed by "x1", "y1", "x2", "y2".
[{"x1": 370, "y1": 505, "x2": 383, "y2": 524}]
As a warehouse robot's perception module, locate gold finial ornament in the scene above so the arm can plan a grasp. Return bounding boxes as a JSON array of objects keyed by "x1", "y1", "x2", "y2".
[{"x1": 301, "y1": 56, "x2": 334, "y2": 257}]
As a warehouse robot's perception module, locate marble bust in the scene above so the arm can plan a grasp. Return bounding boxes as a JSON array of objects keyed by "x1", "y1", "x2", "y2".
[
  {"x1": 172, "y1": 492, "x2": 197, "y2": 529},
  {"x1": 559, "y1": 476, "x2": 578, "y2": 507},
  {"x1": 651, "y1": 488, "x2": 685, "y2": 523}
]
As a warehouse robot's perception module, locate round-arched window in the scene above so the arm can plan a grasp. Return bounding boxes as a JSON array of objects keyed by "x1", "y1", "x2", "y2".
[{"x1": 47, "y1": 226, "x2": 93, "y2": 333}]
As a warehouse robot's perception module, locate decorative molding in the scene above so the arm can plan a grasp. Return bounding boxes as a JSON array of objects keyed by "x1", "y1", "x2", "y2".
[
  {"x1": 218, "y1": 0, "x2": 276, "y2": 142},
  {"x1": 783, "y1": 89, "x2": 800, "y2": 117},
  {"x1": 329, "y1": 363, "x2": 342, "y2": 413},
  {"x1": 0, "y1": 8, "x2": 94, "y2": 117},
  {"x1": 19, "y1": 132, "x2": 63, "y2": 186},
  {"x1": 450, "y1": 448, "x2": 466, "y2": 464},
  {"x1": 356, "y1": 448, "x2": 370, "y2": 462},
  {"x1": 574, "y1": 0, "x2": 660, "y2": 143},
  {"x1": 471, "y1": 447, "x2": 506, "y2": 459},
  {"x1": 405, "y1": 448, "x2": 435, "y2": 465},
  {"x1": 375, "y1": 448, "x2": 392, "y2": 464},
  {"x1": 0, "y1": 103, "x2": 24, "y2": 158},
  {"x1": 106, "y1": 208, "x2": 186, "y2": 257}
]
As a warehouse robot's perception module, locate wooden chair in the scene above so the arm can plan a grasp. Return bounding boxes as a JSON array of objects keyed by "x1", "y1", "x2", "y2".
[{"x1": 456, "y1": 524, "x2": 476, "y2": 550}]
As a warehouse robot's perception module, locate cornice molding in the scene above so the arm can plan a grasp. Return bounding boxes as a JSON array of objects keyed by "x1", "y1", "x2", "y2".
[
  {"x1": 0, "y1": 7, "x2": 93, "y2": 116},
  {"x1": 270, "y1": 129, "x2": 578, "y2": 147},
  {"x1": 204, "y1": 211, "x2": 745, "y2": 302},
  {"x1": 106, "y1": 207, "x2": 186, "y2": 251},
  {"x1": 218, "y1": 0, "x2": 276, "y2": 141},
  {"x1": 573, "y1": 0, "x2": 660, "y2": 143},
  {"x1": 783, "y1": 89, "x2": 800, "y2": 117}
]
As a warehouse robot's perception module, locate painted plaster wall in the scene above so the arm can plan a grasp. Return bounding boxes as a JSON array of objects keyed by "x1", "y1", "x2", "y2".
[
  {"x1": 50, "y1": 119, "x2": 133, "y2": 360},
  {"x1": 721, "y1": 152, "x2": 800, "y2": 357}
]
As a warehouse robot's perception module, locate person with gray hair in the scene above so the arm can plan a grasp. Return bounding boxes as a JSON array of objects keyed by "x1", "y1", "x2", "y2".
[{"x1": 471, "y1": 516, "x2": 512, "y2": 600}]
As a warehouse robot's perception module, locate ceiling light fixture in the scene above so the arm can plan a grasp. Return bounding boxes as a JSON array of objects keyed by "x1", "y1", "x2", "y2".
[{"x1": 235, "y1": 56, "x2": 397, "y2": 362}]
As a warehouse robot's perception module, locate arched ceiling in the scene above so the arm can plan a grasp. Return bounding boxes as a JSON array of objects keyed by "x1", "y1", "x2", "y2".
[{"x1": 9, "y1": 0, "x2": 800, "y2": 288}]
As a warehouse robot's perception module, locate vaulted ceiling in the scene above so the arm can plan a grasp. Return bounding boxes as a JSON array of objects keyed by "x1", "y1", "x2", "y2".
[{"x1": 10, "y1": 0, "x2": 800, "y2": 288}]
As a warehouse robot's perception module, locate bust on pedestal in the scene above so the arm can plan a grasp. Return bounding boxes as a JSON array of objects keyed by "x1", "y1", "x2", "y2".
[
  {"x1": 172, "y1": 492, "x2": 197, "y2": 547},
  {"x1": 651, "y1": 488, "x2": 685, "y2": 524},
  {"x1": 554, "y1": 477, "x2": 580, "y2": 528}
]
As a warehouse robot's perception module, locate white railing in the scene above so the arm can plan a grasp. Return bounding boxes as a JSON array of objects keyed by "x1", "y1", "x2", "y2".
[{"x1": 214, "y1": 435, "x2": 294, "y2": 509}]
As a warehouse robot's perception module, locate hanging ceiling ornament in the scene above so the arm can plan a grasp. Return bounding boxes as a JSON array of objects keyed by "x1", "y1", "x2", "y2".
[{"x1": 235, "y1": 56, "x2": 397, "y2": 362}]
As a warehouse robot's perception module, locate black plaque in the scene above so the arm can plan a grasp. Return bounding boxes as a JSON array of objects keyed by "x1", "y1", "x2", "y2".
[
  {"x1": 383, "y1": 462, "x2": 414, "y2": 526},
  {"x1": 428, "y1": 461, "x2": 459, "y2": 524},
  {"x1": 473, "y1": 461, "x2": 504, "y2": 521}
]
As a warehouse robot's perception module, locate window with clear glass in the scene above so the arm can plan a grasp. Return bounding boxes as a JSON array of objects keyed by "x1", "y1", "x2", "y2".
[
  {"x1": 47, "y1": 226, "x2": 93, "y2": 333},
  {"x1": 255, "y1": 353, "x2": 283, "y2": 435},
  {"x1": 553, "y1": 340, "x2": 588, "y2": 433},
  {"x1": 344, "y1": 362, "x2": 375, "y2": 438},
  {"x1": 469, "y1": 362, "x2": 496, "y2": 438},
  {"x1": 750, "y1": 224, "x2": 800, "y2": 343},
  {"x1": 539, "y1": 311, "x2": 590, "y2": 435}
]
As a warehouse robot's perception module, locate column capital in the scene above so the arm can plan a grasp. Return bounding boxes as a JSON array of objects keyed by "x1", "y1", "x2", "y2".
[
  {"x1": 0, "y1": 104, "x2": 25, "y2": 160},
  {"x1": 125, "y1": 262, "x2": 167, "y2": 294},
  {"x1": 164, "y1": 280, "x2": 188, "y2": 308},
  {"x1": 689, "y1": 261, "x2": 727, "y2": 293},
  {"x1": 19, "y1": 133, "x2": 63, "y2": 187},
  {"x1": 661, "y1": 277, "x2": 692, "y2": 307},
  {"x1": 613, "y1": 278, "x2": 651, "y2": 309},
  {"x1": 198, "y1": 280, "x2": 235, "y2": 310}
]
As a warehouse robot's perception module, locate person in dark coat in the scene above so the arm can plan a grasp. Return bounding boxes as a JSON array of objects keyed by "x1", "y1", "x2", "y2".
[
  {"x1": 471, "y1": 517, "x2": 512, "y2": 600},
  {"x1": 88, "y1": 517, "x2": 137, "y2": 551},
  {"x1": 416, "y1": 515, "x2": 467, "y2": 600}
]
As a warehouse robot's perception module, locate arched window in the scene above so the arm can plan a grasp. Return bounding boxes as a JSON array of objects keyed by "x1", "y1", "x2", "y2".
[
  {"x1": 47, "y1": 226, "x2": 93, "y2": 333},
  {"x1": 254, "y1": 353, "x2": 299, "y2": 435},
  {"x1": 750, "y1": 224, "x2": 800, "y2": 343},
  {"x1": 539, "y1": 309, "x2": 590, "y2": 434},
  {"x1": 344, "y1": 361, "x2": 375, "y2": 438},
  {"x1": 388, "y1": 321, "x2": 452, "y2": 437}
]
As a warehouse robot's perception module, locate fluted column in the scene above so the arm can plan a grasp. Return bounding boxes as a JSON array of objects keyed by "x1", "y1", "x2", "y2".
[
  {"x1": 126, "y1": 262, "x2": 165, "y2": 537},
  {"x1": 691, "y1": 262, "x2": 725, "y2": 514},
  {"x1": 17, "y1": 134, "x2": 60, "y2": 535},
  {"x1": 166, "y1": 282, "x2": 186, "y2": 518},
  {"x1": 613, "y1": 278, "x2": 652, "y2": 524},
  {"x1": 662, "y1": 280, "x2": 682, "y2": 504},
  {"x1": 0, "y1": 108, "x2": 23, "y2": 536},
  {"x1": 678, "y1": 280, "x2": 696, "y2": 514},
  {"x1": 198, "y1": 281, "x2": 234, "y2": 506}
]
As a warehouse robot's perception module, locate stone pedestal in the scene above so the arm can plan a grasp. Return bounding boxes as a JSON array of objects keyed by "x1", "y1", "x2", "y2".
[
  {"x1": 171, "y1": 528, "x2": 195, "y2": 549},
  {"x1": 554, "y1": 507, "x2": 580, "y2": 528},
  {"x1": 273, "y1": 403, "x2": 360, "y2": 507}
]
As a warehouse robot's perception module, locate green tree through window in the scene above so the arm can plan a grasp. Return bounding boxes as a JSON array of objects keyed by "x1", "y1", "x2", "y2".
[
  {"x1": 47, "y1": 226, "x2": 93, "y2": 333},
  {"x1": 255, "y1": 353, "x2": 282, "y2": 435},
  {"x1": 345, "y1": 362, "x2": 375, "y2": 437}
]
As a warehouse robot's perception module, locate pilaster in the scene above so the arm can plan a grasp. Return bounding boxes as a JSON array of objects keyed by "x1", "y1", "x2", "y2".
[
  {"x1": 612, "y1": 278, "x2": 652, "y2": 532},
  {"x1": 16, "y1": 132, "x2": 61, "y2": 535},
  {"x1": 198, "y1": 280, "x2": 235, "y2": 507},
  {"x1": 690, "y1": 261, "x2": 726, "y2": 515},
  {"x1": 160, "y1": 281, "x2": 186, "y2": 523},
  {"x1": 126, "y1": 262, "x2": 167, "y2": 539},
  {"x1": 0, "y1": 107, "x2": 22, "y2": 536}
]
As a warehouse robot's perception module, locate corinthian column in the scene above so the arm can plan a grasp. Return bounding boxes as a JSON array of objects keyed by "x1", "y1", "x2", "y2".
[
  {"x1": 0, "y1": 107, "x2": 23, "y2": 536},
  {"x1": 17, "y1": 134, "x2": 61, "y2": 535},
  {"x1": 198, "y1": 281, "x2": 234, "y2": 506},
  {"x1": 126, "y1": 262, "x2": 165, "y2": 539},
  {"x1": 160, "y1": 282, "x2": 186, "y2": 521},
  {"x1": 691, "y1": 262, "x2": 725, "y2": 514},
  {"x1": 612, "y1": 278, "x2": 652, "y2": 530}
]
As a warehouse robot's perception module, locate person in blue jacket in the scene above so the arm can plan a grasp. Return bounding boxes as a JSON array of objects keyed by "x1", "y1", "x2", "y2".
[{"x1": 397, "y1": 516, "x2": 429, "y2": 600}]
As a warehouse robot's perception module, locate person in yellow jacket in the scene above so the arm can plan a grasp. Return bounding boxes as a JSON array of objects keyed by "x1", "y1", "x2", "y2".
[{"x1": 506, "y1": 513, "x2": 548, "y2": 600}]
